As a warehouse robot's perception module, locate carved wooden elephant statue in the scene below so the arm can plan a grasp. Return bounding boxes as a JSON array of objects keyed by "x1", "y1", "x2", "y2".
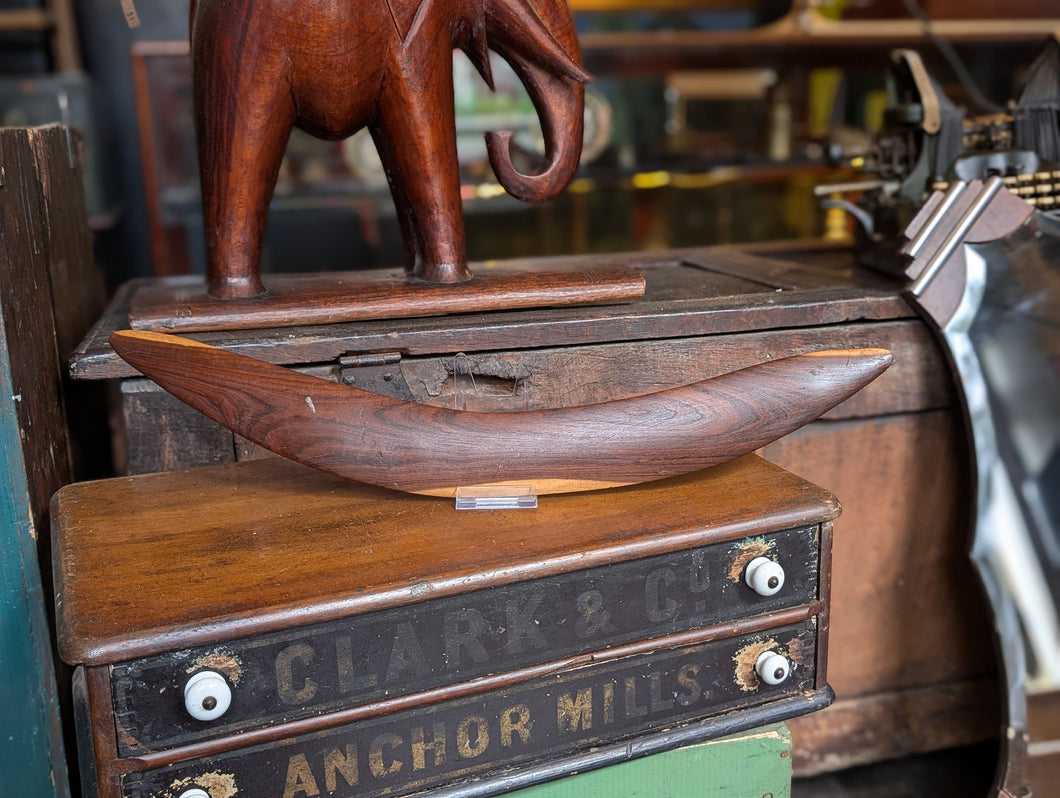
[{"x1": 189, "y1": 0, "x2": 589, "y2": 299}]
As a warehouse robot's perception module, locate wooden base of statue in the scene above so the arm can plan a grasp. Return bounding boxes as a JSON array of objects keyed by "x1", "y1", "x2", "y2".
[{"x1": 127, "y1": 265, "x2": 647, "y2": 333}]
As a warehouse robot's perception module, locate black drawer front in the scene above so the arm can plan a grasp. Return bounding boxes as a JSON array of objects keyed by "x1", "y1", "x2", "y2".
[
  {"x1": 113, "y1": 526, "x2": 819, "y2": 754},
  {"x1": 122, "y1": 620, "x2": 818, "y2": 798}
]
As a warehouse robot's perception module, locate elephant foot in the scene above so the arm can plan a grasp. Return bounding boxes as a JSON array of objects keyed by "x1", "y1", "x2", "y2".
[
  {"x1": 207, "y1": 273, "x2": 268, "y2": 300},
  {"x1": 411, "y1": 261, "x2": 473, "y2": 284}
]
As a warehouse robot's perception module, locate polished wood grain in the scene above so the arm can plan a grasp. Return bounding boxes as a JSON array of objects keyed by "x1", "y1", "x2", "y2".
[
  {"x1": 127, "y1": 265, "x2": 646, "y2": 332},
  {"x1": 109, "y1": 329, "x2": 891, "y2": 495},
  {"x1": 190, "y1": 0, "x2": 587, "y2": 299},
  {"x1": 52, "y1": 453, "x2": 838, "y2": 664}
]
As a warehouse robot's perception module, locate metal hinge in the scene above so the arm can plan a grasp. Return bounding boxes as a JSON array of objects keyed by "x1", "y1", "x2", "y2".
[
  {"x1": 337, "y1": 351, "x2": 415, "y2": 400},
  {"x1": 338, "y1": 351, "x2": 402, "y2": 369}
]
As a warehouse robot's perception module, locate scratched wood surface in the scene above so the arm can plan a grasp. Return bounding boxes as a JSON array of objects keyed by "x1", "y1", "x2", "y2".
[
  {"x1": 68, "y1": 244, "x2": 908, "y2": 380},
  {"x1": 768, "y1": 410, "x2": 1000, "y2": 778},
  {"x1": 127, "y1": 265, "x2": 648, "y2": 332},
  {"x1": 109, "y1": 523, "x2": 822, "y2": 756},
  {"x1": 117, "y1": 625, "x2": 822, "y2": 798},
  {"x1": 53, "y1": 453, "x2": 837, "y2": 665}
]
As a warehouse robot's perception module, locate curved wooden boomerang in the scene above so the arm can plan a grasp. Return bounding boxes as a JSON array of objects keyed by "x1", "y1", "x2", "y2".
[{"x1": 111, "y1": 330, "x2": 892, "y2": 496}]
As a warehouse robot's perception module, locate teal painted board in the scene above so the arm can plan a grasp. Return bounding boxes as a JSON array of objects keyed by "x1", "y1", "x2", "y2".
[
  {"x1": 0, "y1": 340, "x2": 66, "y2": 797},
  {"x1": 510, "y1": 723, "x2": 792, "y2": 798}
]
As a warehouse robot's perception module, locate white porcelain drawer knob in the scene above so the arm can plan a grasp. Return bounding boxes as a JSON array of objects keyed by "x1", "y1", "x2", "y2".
[
  {"x1": 755, "y1": 651, "x2": 791, "y2": 686},
  {"x1": 184, "y1": 670, "x2": 232, "y2": 721},
  {"x1": 744, "y1": 556, "x2": 785, "y2": 596}
]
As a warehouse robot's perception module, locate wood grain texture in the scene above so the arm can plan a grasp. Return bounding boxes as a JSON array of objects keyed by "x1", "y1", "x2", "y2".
[
  {"x1": 109, "y1": 329, "x2": 892, "y2": 495},
  {"x1": 68, "y1": 248, "x2": 912, "y2": 381},
  {"x1": 768, "y1": 413, "x2": 1004, "y2": 776},
  {"x1": 52, "y1": 453, "x2": 838, "y2": 665},
  {"x1": 395, "y1": 320, "x2": 948, "y2": 419},
  {"x1": 127, "y1": 266, "x2": 646, "y2": 333},
  {"x1": 787, "y1": 679, "x2": 1000, "y2": 777},
  {"x1": 108, "y1": 318, "x2": 946, "y2": 477},
  {"x1": 0, "y1": 125, "x2": 100, "y2": 798},
  {"x1": 190, "y1": 0, "x2": 586, "y2": 298},
  {"x1": 763, "y1": 412, "x2": 997, "y2": 698}
]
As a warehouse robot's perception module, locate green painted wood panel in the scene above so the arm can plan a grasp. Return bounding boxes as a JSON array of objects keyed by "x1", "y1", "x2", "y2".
[
  {"x1": 0, "y1": 303, "x2": 68, "y2": 796},
  {"x1": 511, "y1": 723, "x2": 791, "y2": 798}
]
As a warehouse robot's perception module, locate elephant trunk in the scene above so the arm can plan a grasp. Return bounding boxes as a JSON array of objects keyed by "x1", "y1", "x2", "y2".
[{"x1": 483, "y1": 0, "x2": 589, "y2": 202}]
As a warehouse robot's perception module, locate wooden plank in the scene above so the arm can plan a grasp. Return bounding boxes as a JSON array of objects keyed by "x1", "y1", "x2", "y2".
[
  {"x1": 0, "y1": 125, "x2": 74, "y2": 797},
  {"x1": 120, "y1": 379, "x2": 238, "y2": 474},
  {"x1": 793, "y1": 741, "x2": 998, "y2": 796},
  {"x1": 0, "y1": 127, "x2": 74, "y2": 539},
  {"x1": 0, "y1": 8, "x2": 51, "y2": 31},
  {"x1": 451, "y1": 724, "x2": 791, "y2": 798},
  {"x1": 684, "y1": 248, "x2": 852, "y2": 290},
  {"x1": 1029, "y1": 688, "x2": 1060, "y2": 794},
  {"x1": 763, "y1": 412, "x2": 999, "y2": 700},
  {"x1": 397, "y1": 319, "x2": 951, "y2": 419},
  {"x1": 787, "y1": 679, "x2": 1000, "y2": 776},
  {"x1": 68, "y1": 248, "x2": 914, "y2": 381},
  {"x1": 127, "y1": 266, "x2": 647, "y2": 333},
  {"x1": 53, "y1": 453, "x2": 837, "y2": 665},
  {"x1": 1029, "y1": 688, "x2": 1060, "y2": 742},
  {"x1": 46, "y1": 0, "x2": 81, "y2": 72}
]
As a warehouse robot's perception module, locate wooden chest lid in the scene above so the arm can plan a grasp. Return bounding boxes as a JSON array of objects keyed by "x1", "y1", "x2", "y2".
[
  {"x1": 68, "y1": 242, "x2": 910, "y2": 381},
  {"x1": 52, "y1": 454, "x2": 838, "y2": 665}
]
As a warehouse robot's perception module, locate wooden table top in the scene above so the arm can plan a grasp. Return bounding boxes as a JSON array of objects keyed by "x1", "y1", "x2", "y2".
[{"x1": 52, "y1": 454, "x2": 837, "y2": 665}]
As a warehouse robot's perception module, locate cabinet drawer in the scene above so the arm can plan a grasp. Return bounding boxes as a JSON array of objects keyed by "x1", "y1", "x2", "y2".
[
  {"x1": 120, "y1": 620, "x2": 823, "y2": 798},
  {"x1": 112, "y1": 525, "x2": 821, "y2": 755}
]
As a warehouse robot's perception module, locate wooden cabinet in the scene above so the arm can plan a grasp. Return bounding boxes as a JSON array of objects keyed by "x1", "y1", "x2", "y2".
[{"x1": 54, "y1": 455, "x2": 833, "y2": 797}]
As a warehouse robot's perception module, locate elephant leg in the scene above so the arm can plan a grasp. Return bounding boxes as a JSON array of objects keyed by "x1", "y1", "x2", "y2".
[
  {"x1": 373, "y1": 47, "x2": 470, "y2": 284},
  {"x1": 193, "y1": 24, "x2": 295, "y2": 298},
  {"x1": 370, "y1": 125, "x2": 423, "y2": 276}
]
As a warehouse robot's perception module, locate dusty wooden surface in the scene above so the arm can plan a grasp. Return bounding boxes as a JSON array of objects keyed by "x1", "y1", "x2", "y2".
[
  {"x1": 768, "y1": 411, "x2": 1001, "y2": 776},
  {"x1": 53, "y1": 453, "x2": 836, "y2": 665},
  {"x1": 127, "y1": 265, "x2": 647, "y2": 332},
  {"x1": 788, "y1": 678, "x2": 1000, "y2": 776},
  {"x1": 69, "y1": 244, "x2": 909, "y2": 380}
]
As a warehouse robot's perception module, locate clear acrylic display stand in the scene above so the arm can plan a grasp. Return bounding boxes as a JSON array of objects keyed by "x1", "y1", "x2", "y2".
[{"x1": 454, "y1": 485, "x2": 538, "y2": 510}]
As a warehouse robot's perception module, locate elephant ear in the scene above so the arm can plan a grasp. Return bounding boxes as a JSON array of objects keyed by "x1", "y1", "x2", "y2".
[{"x1": 463, "y1": 8, "x2": 496, "y2": 91}]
